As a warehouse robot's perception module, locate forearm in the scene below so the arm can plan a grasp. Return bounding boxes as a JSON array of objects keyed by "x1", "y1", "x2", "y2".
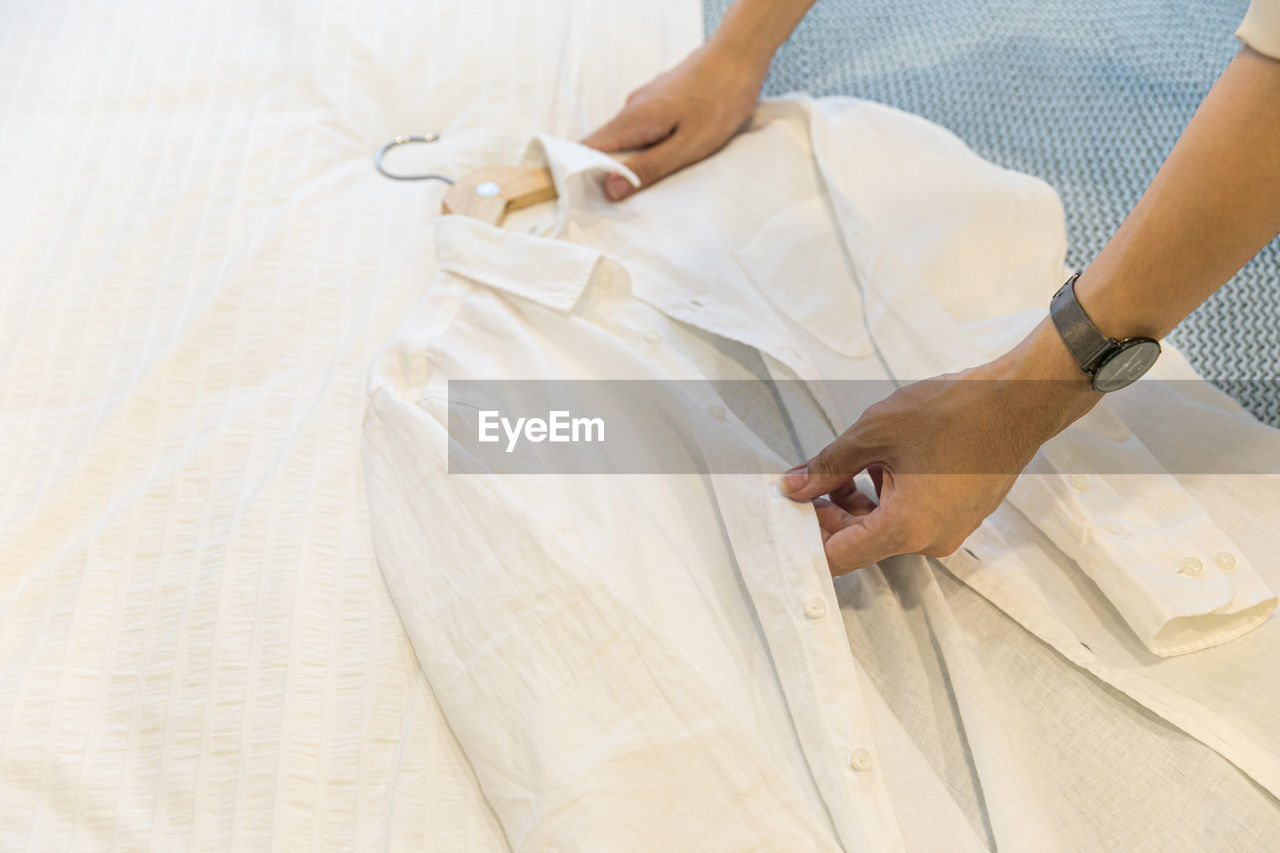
[
  {"x1": 994, "y1": 45, "x2": 1280, "y2": 433},
  {"x1": 1077, "y1": 45, "x2": 1280, "y2": 341},
  {"x1": 710, "y1": 0, "x2": 818, "y2": 68}
]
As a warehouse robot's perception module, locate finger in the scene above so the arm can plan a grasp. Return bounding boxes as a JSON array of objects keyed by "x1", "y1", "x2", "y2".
[
  {"x1": 813, "y1": 497, "x2": 859, "y2": 539},
  {"x1": 831, "y1": 486, "x2": 877, "y2": 517},
  {"x1": 581, "y1": 103, "x2": 676, "y2": 154},
  {"x1": 614, "y1": 132, "x2": 702, "y2": 198},
  {"x1": 868, "y1": 462, "x2": 885, "y2": 498},
  {"x1": 780, "y1": 429, "x2": 878, "y2": 503},
  {"x1": 827, "y1": 479, "x2": 859, "y2": 504},
  {"x1": 823, "y1": 504, "x2": 910, "y2": 575},
  {"x1": 826, "y1": 479, "x2": 877, "y2": 516},
  {"x1": 822, "y1": 475, "x2": 919, "y2": 574}
]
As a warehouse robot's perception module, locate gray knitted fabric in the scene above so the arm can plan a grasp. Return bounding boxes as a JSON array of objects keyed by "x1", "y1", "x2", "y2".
[{"x1": 704, "y1": 0, "x2": 1280, "y2": 425}]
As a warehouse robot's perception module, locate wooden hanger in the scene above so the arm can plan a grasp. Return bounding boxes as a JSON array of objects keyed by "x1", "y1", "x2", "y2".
[
  {"x1": 441, "y1": 166, "x2": 558, "y2": 226},
  {"x1": 373, "y1": 134, "x2": 559, "y2": 226}
]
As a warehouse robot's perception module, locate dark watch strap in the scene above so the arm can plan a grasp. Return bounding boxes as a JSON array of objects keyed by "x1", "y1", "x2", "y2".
[{"x1": 1050, "y1": 273, "x2": 1113, "y2": 373}]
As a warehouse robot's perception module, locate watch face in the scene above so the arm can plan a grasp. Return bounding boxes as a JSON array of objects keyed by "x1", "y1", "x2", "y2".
[{"x1": 1093, "y1": 338, "x2": 1161, "y2": 392}]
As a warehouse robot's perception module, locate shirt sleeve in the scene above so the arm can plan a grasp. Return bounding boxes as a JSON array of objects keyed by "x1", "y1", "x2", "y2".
[
  {"x1": 1004, "y1": 404, "x2": 1278, "y2": 657},
  {"x1": 1238, "y1": 0, "x2": 1280, "y2": 59}
]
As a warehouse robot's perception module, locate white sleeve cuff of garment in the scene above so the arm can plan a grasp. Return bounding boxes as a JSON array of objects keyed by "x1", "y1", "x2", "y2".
[
  {"x1": 1238, "y1": 0, "x2": 1280, "y2": 60},
  {"x1": 1008, "y1": 470, "x2": 1277, "y2": 657}
]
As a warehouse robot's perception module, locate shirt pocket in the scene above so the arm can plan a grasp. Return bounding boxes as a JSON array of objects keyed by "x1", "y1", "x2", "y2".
[{"x1": 732, "y1": 195, "x2": 873, "y2": 360}]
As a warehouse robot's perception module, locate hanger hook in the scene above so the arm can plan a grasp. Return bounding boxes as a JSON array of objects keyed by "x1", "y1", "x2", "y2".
[{"x1": 374, "y1": 133, "x2": 456, "y2": 183}]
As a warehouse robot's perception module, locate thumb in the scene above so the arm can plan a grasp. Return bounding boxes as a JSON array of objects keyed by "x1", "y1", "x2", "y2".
[
  {"x1": 613, "y1": 133, "x2": 700, "y2": 199},
  {"x1": 780, "y1": 430, "x2": 878, "y2": 502}
]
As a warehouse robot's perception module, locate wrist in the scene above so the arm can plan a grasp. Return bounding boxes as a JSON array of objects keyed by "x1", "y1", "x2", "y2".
[
  {"x1": 709, "y1": 0, "x2": 807, "y2": 73},
  {"x1": 984, "y1": 317, "x2": 1102, "y2": 439},
  {"x1": 705, "y1": 28, "x2": 774, "y2": 81}
]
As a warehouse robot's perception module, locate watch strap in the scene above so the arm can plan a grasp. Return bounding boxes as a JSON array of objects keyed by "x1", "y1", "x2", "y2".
[{"x1": 1050, "y1": 273, "x2": 1113, "y2": 373}]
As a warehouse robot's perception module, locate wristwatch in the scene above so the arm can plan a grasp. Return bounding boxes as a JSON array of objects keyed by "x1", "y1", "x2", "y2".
[{"x1": 1049, "y1": 273, "x2": 1161, "y2": 392}]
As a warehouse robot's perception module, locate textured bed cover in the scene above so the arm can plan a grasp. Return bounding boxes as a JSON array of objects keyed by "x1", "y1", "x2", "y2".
[{"x1": 0, "y1": 1, "x2": 702, "y2": 848}]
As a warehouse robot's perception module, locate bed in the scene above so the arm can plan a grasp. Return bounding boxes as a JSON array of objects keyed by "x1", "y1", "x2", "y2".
[
  {"x1": 0, "y1": 1, "x2": 701, "y2": 847},
  {"x1": 4, "y1": 0, "x2": 1278, "y2": 848}
]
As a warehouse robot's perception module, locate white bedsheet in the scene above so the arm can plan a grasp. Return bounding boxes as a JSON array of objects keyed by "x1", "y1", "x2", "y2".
[{"x1": 0, "y1": 1, "x2": 702, "y2": 848}]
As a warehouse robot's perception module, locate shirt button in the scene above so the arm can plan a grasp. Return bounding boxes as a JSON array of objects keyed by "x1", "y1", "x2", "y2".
[
  {"x1": 643, "y1": 328, "x2": 661, "y2": 343},
  {"x1": 707, "y1": 403, "x2": 727, "y2": 421},
  {"x1": 850, "y1": 748, "x2": 874, "y2": 772},
  {"x1": 1069, "y1": 474, "x2": 1089, "y2": 492},
  {"x1": 1215, "y1": 552, "x2": 1237, "y2": 572},
  {"x1": 804, "y1": 598, "x2": 827, "y2": 619},
  {"x1": 1179, "y1": 556, "x2": 1204, "y2": 577}
]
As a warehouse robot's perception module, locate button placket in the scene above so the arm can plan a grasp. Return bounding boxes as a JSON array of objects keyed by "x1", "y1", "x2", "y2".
[{"x1": 751, "y1": 484, "x2": 905, "y2": 849}]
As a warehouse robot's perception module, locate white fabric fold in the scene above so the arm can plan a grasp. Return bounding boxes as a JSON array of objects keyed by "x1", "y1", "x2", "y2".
[{"x1": 436, "y1": 215, "x2": 605, "y2": 312}]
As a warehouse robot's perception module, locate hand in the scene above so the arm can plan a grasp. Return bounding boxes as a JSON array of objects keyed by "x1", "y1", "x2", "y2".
[
  {"x1": 781, "y1": 323, "x2": 1101, "y2": 574},
  {"x1": 582, "y1": 43, "x2": 768, "y2": 201}
]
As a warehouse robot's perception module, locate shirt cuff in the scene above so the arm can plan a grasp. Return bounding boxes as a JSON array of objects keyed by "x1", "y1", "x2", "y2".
[
  {"x1": 1238, "y1": 0, "x2": 1280, "y2": 60},
  {"x1": 1007, "y1": 462, "x2": 1277, "y2": 657}
]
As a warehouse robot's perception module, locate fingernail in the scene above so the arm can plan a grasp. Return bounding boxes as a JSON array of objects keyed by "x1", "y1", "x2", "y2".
[
  {"x1": 780, "y1": 466, "x2": 808, "y2": 496},
  {"x1": 604, "y1": 173, "x2": 630, "y2": 201}
]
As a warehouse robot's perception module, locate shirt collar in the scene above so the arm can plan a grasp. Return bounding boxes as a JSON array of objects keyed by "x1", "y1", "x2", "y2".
[{"x1": 434, "y1": 136, "x2": 638, "y2": 312}]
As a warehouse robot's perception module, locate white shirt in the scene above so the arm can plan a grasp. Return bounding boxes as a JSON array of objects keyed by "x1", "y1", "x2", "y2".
[
  {"x1": 363, "y1": 97, "x2": 1280, "y2": 849},
  {"x1": 1240, "y1": 0, "x2": 1280, "y2": 58}
]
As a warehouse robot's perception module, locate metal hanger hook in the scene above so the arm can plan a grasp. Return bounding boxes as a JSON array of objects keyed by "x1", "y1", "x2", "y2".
[{"x1": 374, "y1": 133, "x2": 455, "y2": 183}]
